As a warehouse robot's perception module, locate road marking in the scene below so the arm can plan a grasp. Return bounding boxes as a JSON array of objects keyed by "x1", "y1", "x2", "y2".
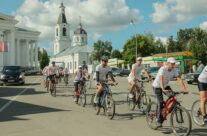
[{"x1": 0, "y1": 79, "x2": 39, "y2": 113}]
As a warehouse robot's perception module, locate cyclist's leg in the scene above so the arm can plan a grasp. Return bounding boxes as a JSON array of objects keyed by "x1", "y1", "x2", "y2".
[
  {"x1": 74, "y1": 82, "x2": 79, "y2": 98},
  {"x1": 200, "y1": 91, "x2": 207, "y2": 116},
  {"x1": 94, "y1": 84, "x2": 103, "y2": 103},
  {"x1": 153, "y1": 87, "x2": 164, "y2": 124},
  {"x1": 129, "y1": 80, "x2": 136, "y2": 93}
]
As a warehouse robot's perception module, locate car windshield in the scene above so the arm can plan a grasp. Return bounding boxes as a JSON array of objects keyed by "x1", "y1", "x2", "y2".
[
  {"x1": 3, "y1": 66, "x2": 21, "y2": 74},
  {"x1": 147, "y1": 67, "x2": 159, "y2": 73}
]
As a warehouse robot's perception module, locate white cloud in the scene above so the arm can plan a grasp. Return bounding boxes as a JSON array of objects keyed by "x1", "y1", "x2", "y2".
[
  {"x1": 151, "y1": 0, "x2": 207, "y2": 24},
  {"x1": 200, "y1": 21, "x2": 207, "y2": 30},
  {"x1": 14, "y1": 0, "x2": 140, "y2": 44},
  {"x1": 155, "y1": 37, "x2": 168, "y2": 45}
]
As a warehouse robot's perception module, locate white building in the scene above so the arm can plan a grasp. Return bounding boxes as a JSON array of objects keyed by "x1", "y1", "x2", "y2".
[
  {"x1": 0, "y1": 13, "x2": 40, "y2": 69},
  {"x1": 50, "y1": 2, "x2": 93, "y2": 73}
]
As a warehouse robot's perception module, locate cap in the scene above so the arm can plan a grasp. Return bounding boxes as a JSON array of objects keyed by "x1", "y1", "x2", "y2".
[
  {"x1": 137, "y1": 57, "x2": 142, "y2": 61},
  {"x1": 52, "y1": 61, "x2": 55, "y2": 64},
  {"x1": 101, "y1": 56, "x2": 108, "y2": 62},
  {"x1": 167, "y1": 57, "x2": 176, "y2": 63},
  {"x1": 78, "y1": 65, "x2": 82, "y2": 68}
]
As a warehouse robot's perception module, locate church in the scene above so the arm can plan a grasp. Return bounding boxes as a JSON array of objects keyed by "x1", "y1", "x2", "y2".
[
  {"x1": 0, "y1": 12, "x2": 40, "y2": 70},
  {"x1": 50, "y1": 2, "x2": 93, "y2": 73}
]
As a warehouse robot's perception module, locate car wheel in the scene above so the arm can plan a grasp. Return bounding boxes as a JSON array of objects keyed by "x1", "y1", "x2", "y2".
[{"x1": 187, "y1": 81, "x2": 192, "y2": 84}]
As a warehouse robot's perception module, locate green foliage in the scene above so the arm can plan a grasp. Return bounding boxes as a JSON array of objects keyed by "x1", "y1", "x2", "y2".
[
  {"x1": 91, "y1": 40, "x2": 113, "y2": 62},
  {"x1": 111, "y1": 50, "x2": 122, "y2": 59},
  {"x1": 39, "y1": 49, "x2": 50, "y2": 70}
]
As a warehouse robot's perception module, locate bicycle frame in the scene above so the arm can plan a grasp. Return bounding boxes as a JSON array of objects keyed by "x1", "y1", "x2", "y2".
[
  {"x1": 98, "y1": 85, "x2": 110, "y2": 107},
  {"x1": 162, "y1": 96, "x2": 177, "y2": 120}
]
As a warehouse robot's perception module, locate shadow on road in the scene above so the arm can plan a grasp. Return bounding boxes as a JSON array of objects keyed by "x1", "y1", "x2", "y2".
[
  {"x1": 0, "y1": 98, "x2": 71, "y2": 122},
  {"x1": 190, "y1": 128, "x2": 207, "y2": 136},
  {"x1": 115, "y1": 112, "x2": 144, "y2": 120}
]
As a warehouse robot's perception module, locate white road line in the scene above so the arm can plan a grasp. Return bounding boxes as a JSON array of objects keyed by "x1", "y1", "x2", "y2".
[{"x1": 0, "y1": 79, "x2": 39, "y2": 113}]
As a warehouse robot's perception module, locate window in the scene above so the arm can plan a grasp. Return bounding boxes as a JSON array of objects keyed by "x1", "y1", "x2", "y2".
[
  {"x1": 70, "y1": 62, "x2": 72, "y2": 69},
  {"x1": 56, "y1": 28, "x2": 58, "y2": 36},
  {"x1": 63, "y1": 27, "x2": 67, "y2": 36},
  {"x1": 82, "y1": 37, "x2": 84, "y2": 42}
]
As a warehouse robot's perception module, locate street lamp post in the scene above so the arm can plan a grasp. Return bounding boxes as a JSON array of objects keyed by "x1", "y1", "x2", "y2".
[{"x1": 130, "y1": 20, "x2": 138, "y2": 60}]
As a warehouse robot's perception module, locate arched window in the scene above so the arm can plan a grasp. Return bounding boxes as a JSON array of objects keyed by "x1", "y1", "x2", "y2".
[
  {"x1": 63, "y1": 27, "x2": 67, "y2": 36},
  {"x1": 56, "y1": 28, "x2": 58, "y2": 36}
]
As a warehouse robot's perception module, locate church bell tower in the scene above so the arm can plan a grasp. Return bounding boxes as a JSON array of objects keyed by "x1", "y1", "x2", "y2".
[{"x1": 54, "y1": 1, "x2": 71, "y2": 55}]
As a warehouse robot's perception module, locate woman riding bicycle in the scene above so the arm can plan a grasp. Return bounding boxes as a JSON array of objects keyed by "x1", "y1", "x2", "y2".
[
  {"x1": 152, "y1": 57, "x2": 189, "y2": 127},
  {"x1": 197, "y1": 64, "x2": 207, "y2": 123}
]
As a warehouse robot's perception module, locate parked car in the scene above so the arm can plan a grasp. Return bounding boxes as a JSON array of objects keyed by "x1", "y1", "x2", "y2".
[
  {"x1": 141, "y1": 67, "x2": 160, "y2": 80},
  {"x1": 0, "y1": 66, "x2": 25, "y2": 85},
  {"x1": 112, "y1": 68, "x2": 130, "y2": 76},
  {"x1": 185, "y1": 66, "x2": 204, "y2": 84}
]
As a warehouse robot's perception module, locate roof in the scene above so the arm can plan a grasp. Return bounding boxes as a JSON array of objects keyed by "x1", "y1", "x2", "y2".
[
  {"x1": 51, "y1": 45, "x2": 93, "y2": 58},
  {"x1": 16, "y1": 27, "x2": 39, "y2": 33},
  {"x1": 74, "y1": 24, "x2": 87, "y2": 35},
  {"x1": 152, "y1": 51, "x2": 194, "y2": 57}
]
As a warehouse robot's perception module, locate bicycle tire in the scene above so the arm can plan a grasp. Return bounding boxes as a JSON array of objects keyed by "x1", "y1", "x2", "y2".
[
  {"x1": 146, "y1": 101, "x2": 159, "y2": 130},
  {"x1": 80, "y1": 88, "x2": 86, "y2": 107},
  {"x1": 191, "y1": 100, "x2": 207, "y2": 127},
  {"x1": 105, "y1": 95, "x2": 115, "y2": 120},
  {"x1": 170, "y1": 105, "x2": 192, "y2": 136},
  {"x1": 129, "y1": 99, "x2": 136, "y2": 111},
  {"x1": 53, "y1": 84, "x2": 56, "y2": 97},
  {"x1": 139, "y1": 93, "x2": 151, "y2": 114},
  {"x1": 46, "y1": 81, "x2": 49, "y2": 92}
]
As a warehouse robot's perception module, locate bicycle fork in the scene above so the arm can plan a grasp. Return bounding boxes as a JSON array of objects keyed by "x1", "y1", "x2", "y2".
[{"x1": 175, "y1": 108, "x2": 184, "y2": 123}]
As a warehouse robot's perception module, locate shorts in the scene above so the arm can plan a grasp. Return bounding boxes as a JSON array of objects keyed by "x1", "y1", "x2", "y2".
[
  {"x1": 44, "y1": 75, "x2": 48, "y2": 81},
  {"x1": 127, "y1": 77, "x2": 141, "y2": 87},
  {"x1": 198, "y1": 82, "x2": 207, "y2": 91}
]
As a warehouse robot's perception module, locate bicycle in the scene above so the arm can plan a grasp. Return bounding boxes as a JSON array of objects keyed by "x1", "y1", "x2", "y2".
[
  {"x1": 126, "y1": 79, "x2": 151, "y2": 114},
  {"x1": 146, "y1": 92, "x2": 192, "y2": 136},
  {"x1": 94, "y1": 82, "x2": 116, "y2": 120},
  {"x1": 75, "y1": 81, "x2": 87, "y2": 107},
  {"x1": 49, "y1": 75, "x2": 57, "y2": 97},
  {"x1": 64, "y1": 74, "x2": 69, "y2": 86},
  {"x1": 46, "y1": 78, "x2": 49, "y2": 92},
  {"x1": 191, "y1": 99, "x2": 207, "y2": 126}
]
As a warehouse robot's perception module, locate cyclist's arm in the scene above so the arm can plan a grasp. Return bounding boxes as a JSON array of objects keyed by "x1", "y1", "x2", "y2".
[
  {"x1": 73, "y1": 72, "x2": 77, "y2": 81},
  {"x1": 56, "y1": 69, "x2": 59, "y2": 76},
  {"x1": 160, "y1": 75, "x2": 167, "y2": 93},
  {"x1": 48, "y1": 68, "x2": 50, "y2": 76},
  {"x1": 132, "y1": 68, "x2": 136, "y2": 80},
  {"x1": 177, "y1": 76, "x2": 188, "y2": 93},
  {"x1": 96, "y1": 71, "x2": 100, "y2": 83},
  {"x1": 108, "y1": 71, "x2": 115, "y2": 82},
  {"x1": 143, "y1": 69, "x2": 151, "y2": 80}
]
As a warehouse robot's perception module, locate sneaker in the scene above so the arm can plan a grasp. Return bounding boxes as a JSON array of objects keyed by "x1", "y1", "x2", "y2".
[
  {"x1": 94, "y1": 96, "x2": 98, "y2": 103},
  {"x1": 203, "y1": 115, "x2": 207, "y2": 123},
  {"x1": 74, "y1": 98, "x2": 78, "y2": 102},
  {"x1": 129, "y1": 93, "x2": 134, "y2": 99}
]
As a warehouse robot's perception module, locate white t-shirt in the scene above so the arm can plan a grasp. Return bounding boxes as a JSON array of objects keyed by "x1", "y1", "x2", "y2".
[
  {"x1": 198, "y1": 66, "x2": 207, "y2": 83},
  {"x1": 153, "y1": 66, "x2": 179, "y2": 88},
  {"x1": 74, "y1": 70, "x2": 84, "y2": 82},
  {"x1": 43, "y1": 66, "x2": 48, "y2": 76},
  {"x1": 63, "y1": 68, "x2": 69, "y2": 74},
  {"x1": 96, "y1": 64, "x2": 112, "y2": 81},
  {"x1": 128, "y1": 64, "x2": 145, "y2": 80},
  {"x1": 49, "y1": 66, "x2": 59, "y2": 75}
]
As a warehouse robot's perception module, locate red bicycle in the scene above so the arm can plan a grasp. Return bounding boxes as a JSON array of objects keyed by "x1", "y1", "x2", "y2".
[{"x1": 146, "y1": 92, "x2": 192, "y2": 136}]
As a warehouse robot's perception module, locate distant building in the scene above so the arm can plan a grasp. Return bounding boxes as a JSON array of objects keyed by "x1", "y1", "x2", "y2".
[
  {"x1": 0, "y1": 12, "x2": 40, "y2": 69},
  {"x1": 50, "y1": 2, "x2": 93, "y2": 73}
]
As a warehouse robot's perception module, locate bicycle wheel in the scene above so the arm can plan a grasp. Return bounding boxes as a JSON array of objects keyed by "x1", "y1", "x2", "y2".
[
  {"x1": 126, "y1": 94, "x2": 130, "y2": 105},
  {"x1": 139, "y1": 92, "x2": 151, "y2": 114},
  {"x1": 105, "y1": 94, "x2": 115, "y2": 120},
  {"x1": 80, "y1": 88, "x2": 86, "y2": 107},
  {"x1": 170, "y1": 105, "x2": 192, "y2": 136},
  {"x1": 52, "y1": 84, "x2": 56, "y2": 97},
  {"x1": 128, "y1": 98, "x2": 136, "y2": 111},
  {"x1": 46, "y1": 81, "x2": 49, "y2": 92},
  {"x1": 146, "y1": 102, "x2": 159, "y2": 130},
  {"x1": 191, "y1": 100, "x2": 207, "y2": 127}
]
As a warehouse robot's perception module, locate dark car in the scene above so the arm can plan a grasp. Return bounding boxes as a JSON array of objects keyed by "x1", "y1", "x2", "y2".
[
  {"x1": 185, "y1": 66, "x2": 204, "y2": 84},
  {"x1": 112, "y1": 68, "x2": 130, "y2": 76},
  {"x1": 141, "y1": 67, "x2": 160, "y2": 80},
  {"x1": 0, "y1": 66, "x2": 25, "y2": 86}
]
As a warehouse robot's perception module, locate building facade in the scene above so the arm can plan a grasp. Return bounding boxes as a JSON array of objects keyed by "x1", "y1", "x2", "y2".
[
  {"x1": 50, "y1": 2, "x2": 93, "y2": 73},
  {"x1": 0, "y1": 13, "x2": 40, "y2": 69}
]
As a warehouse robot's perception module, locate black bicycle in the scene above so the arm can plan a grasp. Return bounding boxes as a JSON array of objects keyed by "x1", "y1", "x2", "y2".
[
  {"x1": 49, "y1": 74, "x2": 57, "y2": 97},
  {"x1": 64, "y1": 74, "x2": 69, "y2": 86},
  {"x1": 77, "y1": 81, "x2": 87, "y2": 107},
  {"x1": 126, "y1": 80, "x2": 151, "y2": 114}
]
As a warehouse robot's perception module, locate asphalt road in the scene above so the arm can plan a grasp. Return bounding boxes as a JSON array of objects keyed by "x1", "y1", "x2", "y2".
[{"x1": 0, "y1": 75, "x2": 206, "y2": 136}]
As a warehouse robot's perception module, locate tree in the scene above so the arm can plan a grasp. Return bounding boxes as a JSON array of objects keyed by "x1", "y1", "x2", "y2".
[
  {"x1": 91, "y1": 40, "x2": 112, "y2": 61},
  {"x1": 111, "y1": 50, "x2": 122, "y2": 59},
  {"x1": 39, "y1": 49, "x2": 50, "y2": 70},
  {"x1": 154, "y1": 38, "x2": 166, "y2": 53},
  {"x1": 38, "y1": 47, "x2": 42, "y2": 61},
  {"x1": 122, "y1": 34, "x2": 157, "y2": 65}
]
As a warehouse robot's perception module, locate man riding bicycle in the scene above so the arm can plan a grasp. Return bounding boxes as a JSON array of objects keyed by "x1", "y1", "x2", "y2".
[
  {"x1": 94, "y1": 56, "x2": 118, "y2": 103},
  {"x1": 73, "y1": 65, "x2": 88, "y2": 103},
  {"x1": 197, "y1": 65, "x2": 207, "y2": 123},
  {"x1": 48, "y1": 61, "x2": 60, "y2": 93},
  {"x1": 82, "y1": 64, "x2": 89, "y2": 80},
  {"x1": 152, "y1": 57, "x2": 189, "y2": 127},
  {"x1": 63, "y1": 67, "x2": 69, "y2": 79},
  {"x1": 42, "y1": 65, "x2": 49, "y2": 88},
  {"x1": 128, "y1": 57, "x2": 151, "y2": 99}
]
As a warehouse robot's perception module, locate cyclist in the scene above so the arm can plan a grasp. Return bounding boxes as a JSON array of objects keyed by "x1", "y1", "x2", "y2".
[
  {"x1": 42, "y1": 65, "x2": 49, "y2": 88},
  {"x1": 128, "y1": 57, "x2": 151, "y2": 98},
  {"x1": 48, "y1": 61, "x2": 60, "y2": 93},
  {"x1": 73, "y1": 66, "x2": 88, "y2": 103},
  {"x1": 82, "y1": 64, "x2": 89, "y2": 80},
  {"x1": 198, "y1": 65, "x2": 207, "y2": 123},
  {"x1": 152, "y1": 57, "x2": 188, "y2": 127},
  {"x1": 94, "y1": 56, "x2": 118, "y2": 103},
  {"x1": 63, "y1": 67, "x2": 69, "y2": 82}
]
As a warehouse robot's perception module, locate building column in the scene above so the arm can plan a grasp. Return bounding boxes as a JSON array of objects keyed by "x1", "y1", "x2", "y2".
[
  {"x1": 30, "y1": 42, "x2": 34, "y2": 67},
  {"x1": 25, "y1": 40, "x2": 30, "y2": 66},
  {"x1": 16, "y1": 39, "x2": 21, "y2": 65},
  {"x1": 35, "y1": 41, "x2": 38, "y2": 68},
  {"x1": 10, "y1": 30, "x2": 15, "y2": 65}
]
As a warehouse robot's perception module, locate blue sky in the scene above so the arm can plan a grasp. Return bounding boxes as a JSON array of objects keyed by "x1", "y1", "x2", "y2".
[{"x1": 0, "y1": 0, "x2": 207, "y2": 55}]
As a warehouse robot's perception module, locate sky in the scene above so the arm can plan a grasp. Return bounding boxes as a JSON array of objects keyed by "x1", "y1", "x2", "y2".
[{"x1": 0, "y1": 0, "x2": 207, "y2": 56}]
